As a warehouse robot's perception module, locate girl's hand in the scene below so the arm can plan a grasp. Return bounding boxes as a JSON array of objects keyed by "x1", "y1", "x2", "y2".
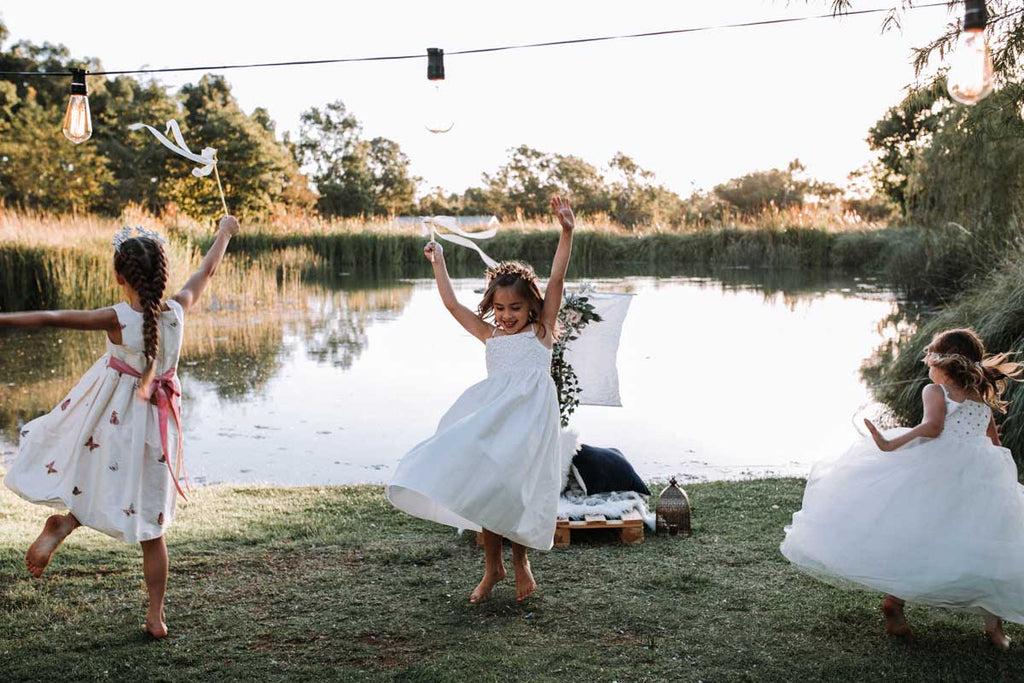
[
  {"x1": 424, "y1": 241, "x2": 444, "y2": 262},
  {"x1": 551, "y1": 195, "x2": 575, "y2": 232},
  {"x1": 219, "y1": 215, "x2": 240, "y2": 237},
  {"x1": 864, "y1": 419, "x2": 895, "y2": 452}
]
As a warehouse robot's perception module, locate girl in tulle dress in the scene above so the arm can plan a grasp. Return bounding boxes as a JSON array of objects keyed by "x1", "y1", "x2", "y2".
[
  {"x1": 781, "y1": 328, "x2": 1024, "y2": 649},
  {"x1": 2, "y1": 216, "x2": 239, "y2": 638},
  {"x1": 387, "y1": 196, "x2": 575, "y2": 603}
]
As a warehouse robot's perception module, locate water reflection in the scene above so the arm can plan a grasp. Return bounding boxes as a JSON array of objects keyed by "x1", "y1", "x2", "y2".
[{"x1": 0, "y1": 255, "x2": 901, "y2": 485}]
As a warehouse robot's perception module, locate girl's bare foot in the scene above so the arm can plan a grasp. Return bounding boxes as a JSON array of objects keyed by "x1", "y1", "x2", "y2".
[
  {"x1": 882, "y1": 595, "x2": 914, "y2": 638},
  {"x1": 143, "y1": 609, "x2": 168, "y2": 639},
  {"x1": 26, "y1": 514, "x2": 78, "y2": 577},
  {"x1": 469, "y1": 565, "x2": 506, "y2": 604},
  {"x1": 513, "y1": 559, "x2": 537, "y2": 602},
  {"x1": 985, "y1": 616, "x2": 1011, "y2": 651}
]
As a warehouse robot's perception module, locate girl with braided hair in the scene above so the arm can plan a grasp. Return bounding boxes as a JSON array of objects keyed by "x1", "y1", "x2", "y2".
[
  {"x1": 782, "y1": 328, "x2": 1024, "y2": 649},
  {"x1": 2, "y1": 215, "x2": 240, "y2": 638},
  {"x1": 388, "y1": 196, "x2": 576, "y2": 603}
]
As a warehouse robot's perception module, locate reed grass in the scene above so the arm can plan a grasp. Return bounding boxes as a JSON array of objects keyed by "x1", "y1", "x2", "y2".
[{"x1": 0, "y1": 207, "x2": 901, "y2": 311}]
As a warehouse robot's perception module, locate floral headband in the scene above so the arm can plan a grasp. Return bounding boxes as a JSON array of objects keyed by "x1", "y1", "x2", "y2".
[
  {"x1": 112, "y1": 226, "x2": 166, "y2": 252},
  {"x1": 485, "y1": 261, "x2": 537, "y2": 284},
  {"x1": 925, "y1": 351, "x2": 983, "y2": 368}
]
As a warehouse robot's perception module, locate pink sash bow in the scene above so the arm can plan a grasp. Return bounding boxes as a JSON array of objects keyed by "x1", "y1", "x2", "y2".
[{"x1": 106, "y1": 356, "x2": 188, "y2": 499}]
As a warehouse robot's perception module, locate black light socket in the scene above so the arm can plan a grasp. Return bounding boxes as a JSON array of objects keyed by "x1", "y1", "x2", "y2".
[
  {"x1": 427, "y1": 48, "x2": 445, "y2": 81},
  {"x1": 70, "y1": 68, "x2": 88, "y2": 96},
  {"x1": 964, "y1": 0, "x2": 988, "y2": 31}
]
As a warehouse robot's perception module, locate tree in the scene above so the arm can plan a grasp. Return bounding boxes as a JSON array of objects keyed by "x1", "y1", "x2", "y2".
[
  {"x1": 712, "y1": 159, "x2": 830, "y2": 216},
  {"x1": 0, "y1": 25, "x2": 313, "y2": 218},
  {"x1": 89, "y1": 76, "x2": 180, "y2": 214},
  {"x1": 0, "y1": 91, "x2": 112, "y2": 213},
  {"x1": 168, "y1": 75, "x2": 313, "y2": 218},
  {"x1": 481, "y1": 145, "x2": 558, "y2": 218},
  {"x1": 297, "y1": 100, "x2": 417, "y2": 216},
  {"x1": 865, "y1": 82, "x2": 948, "y2": 216}
]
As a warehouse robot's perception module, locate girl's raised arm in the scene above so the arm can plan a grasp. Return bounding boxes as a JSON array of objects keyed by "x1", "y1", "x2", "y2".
[
  {"x1": 0, "y1": 308, "x2": 119, "y2": 333},
  {"x1": 426, "y1": 242, "x2": 493, "y2": 343},
  {"x1": 172, "y1": 216, "x2": 240, "y2": 313},
  {"x1": 864, "y1": 384, "x2": 947, "y2": 452},
  {"x1": 540, "y1": 196, "x2": 575, "y2": 338}
]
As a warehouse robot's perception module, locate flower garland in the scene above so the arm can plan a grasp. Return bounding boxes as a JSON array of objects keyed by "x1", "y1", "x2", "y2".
[{"x1": 551, "y1": 289, "x2": 603, "y2": 427}]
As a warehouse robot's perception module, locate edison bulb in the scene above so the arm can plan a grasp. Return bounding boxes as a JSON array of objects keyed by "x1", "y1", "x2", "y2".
[
  {"x1": 947, "y1": 29, "x2": 995, "y2": 105},
  {"x1": 62, "y1": 94, "x2": 92, "y2": 143},
  {"x1": 425, "y1": 79, "x2": 454, "y2": 134}
]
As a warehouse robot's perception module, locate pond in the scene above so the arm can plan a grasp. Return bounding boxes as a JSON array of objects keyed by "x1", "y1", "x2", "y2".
[{"x1": 0, "y1": 266, "x2": 901, "y2": 487}]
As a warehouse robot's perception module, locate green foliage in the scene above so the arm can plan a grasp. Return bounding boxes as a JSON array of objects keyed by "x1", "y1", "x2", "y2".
[
  {"x1": 171, "y1": 76, "x2": 315, "y2": 217},
  {"x1": 297, "y1": 100, "x2": 417, "y2": 217},
  {"x1": 0, "y1": 94, "x2": 113, "y2": 213},
  {"x1": 551, "y1": 291, "x2": 602, "y2": 427},
  {"x1": 0, "y1": 31, "x2": 314, "y2": 219},
  {"x1": 865, "y1": 81, "x2": 948, "y2": 216},
  {"x1": 712, "y1": 159, "x2": 839, "y2": 217}
]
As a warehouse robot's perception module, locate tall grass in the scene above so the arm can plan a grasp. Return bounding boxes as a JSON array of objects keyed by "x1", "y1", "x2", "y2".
[{"x1": 0, "y1": 207, "x2": 903, "y2": 310}]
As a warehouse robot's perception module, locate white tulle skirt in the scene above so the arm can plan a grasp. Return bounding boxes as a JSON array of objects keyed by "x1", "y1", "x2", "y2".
[{"x1": 781, "y1": 429, "x2": 1024, "y2": 624}]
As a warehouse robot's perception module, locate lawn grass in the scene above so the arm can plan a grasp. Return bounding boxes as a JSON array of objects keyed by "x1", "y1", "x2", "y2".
[{"x1": 1, "y1": 478, "x2": 1019, "y2": 682}]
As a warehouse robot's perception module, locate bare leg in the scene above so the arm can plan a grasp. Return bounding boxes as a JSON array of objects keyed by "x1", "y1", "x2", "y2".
[
  {"x1": 511, "y1": 542, "x2": 537, "y2": 602},
  {"x1": 470, "y1": 529, "x2": 506, "y2": 603},
  {"x1": 881, "y1": 595, "x2": 913, "y2": 638},
  {"x1": 141, "y1": 537, "x2": 168, "y2": 638},
  {"x1": 26, "y1": 513, "x2": 80, "y2": 577},
  {"x1": 984, "y1": 614, "x2": 1011, "y2": 651}
]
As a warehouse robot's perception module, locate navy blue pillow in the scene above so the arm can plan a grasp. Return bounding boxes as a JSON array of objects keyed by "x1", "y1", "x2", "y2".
[{"x1": 572, "y1": 444, "x2": 650, "y2": 496}]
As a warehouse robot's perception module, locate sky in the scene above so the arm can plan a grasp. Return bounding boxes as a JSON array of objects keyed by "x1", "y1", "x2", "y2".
[{"x1": 0, "y1": 1, "x2": 954, "y2": 197}]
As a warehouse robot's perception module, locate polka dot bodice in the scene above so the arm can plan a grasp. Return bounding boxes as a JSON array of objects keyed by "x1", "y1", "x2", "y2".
[
  {"x1": 485, "y1": 327, "x2": 552, "y2": 378},
  {"x1": 940, "y1": 386, "x2": 991, "y2": 440}
]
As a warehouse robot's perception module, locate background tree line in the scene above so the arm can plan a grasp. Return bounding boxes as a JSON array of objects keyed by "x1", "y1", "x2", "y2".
[{"x1": 0, "y1": 19, "x2": 888, "y2": 226}]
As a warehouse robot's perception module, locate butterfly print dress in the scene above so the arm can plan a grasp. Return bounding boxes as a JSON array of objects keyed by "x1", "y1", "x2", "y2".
[{"x1": 5, "y1": 301, "x2": 185, "y2": 543}]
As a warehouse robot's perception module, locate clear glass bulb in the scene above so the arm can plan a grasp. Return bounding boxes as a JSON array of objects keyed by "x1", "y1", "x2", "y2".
[
  {"x1": 62, "y1": 94, "x2": 92, "y2": 144},
  {"x1": 425, "y1": 79, "x2": 454, "y2": 134},
  {"x1": 947, "y1": 29, "x2": 995, "y2": 105}
]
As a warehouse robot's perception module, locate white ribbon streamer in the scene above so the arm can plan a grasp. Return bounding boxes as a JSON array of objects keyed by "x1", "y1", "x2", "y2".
[
  {"x1": 420, "y1": 216, "x2": 499, "y2": 268},
  {"x1": 128, "y1": 120, "x2": 217, "y2": 178}
]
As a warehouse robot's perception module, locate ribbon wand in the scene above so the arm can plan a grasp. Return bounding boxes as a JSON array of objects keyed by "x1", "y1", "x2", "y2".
[
  {"x1": 420, "y1": 216, "x2": 499, "y2": 268},
  {"x1": 429, "y1": 221, "x2": 437, "y2": 263},
  {"x1": 129, "y1": 120, "x2": 229, "y2": 218},
  {"x1": 213, "y1": 154, "x2": 229, "y2": 218}
]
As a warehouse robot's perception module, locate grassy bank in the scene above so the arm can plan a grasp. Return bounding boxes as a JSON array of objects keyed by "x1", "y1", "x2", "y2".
[{"x1": 1, "y1": 479, "x2": 1019, "y2": 682}]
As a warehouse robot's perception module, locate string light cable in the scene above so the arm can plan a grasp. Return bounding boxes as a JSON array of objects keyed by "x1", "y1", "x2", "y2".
[
  {"x1": 0, "y1": 2, "x2": 968, "y2": 79},
  {"x1": 7, "y1": 2, "x2": 1019, "y2": 141}
]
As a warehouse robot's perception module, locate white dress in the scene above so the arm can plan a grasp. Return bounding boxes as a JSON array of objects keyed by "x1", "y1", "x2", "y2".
[
  {"x1": 781, "y1": 385, "x2": 1024, "y2": 623},
  {"x1": 387, "y1": 325, "x2": 562, "y2": 550},
  {"x1": 4, "y1": 301, "x2": 185, "y2": 544}
]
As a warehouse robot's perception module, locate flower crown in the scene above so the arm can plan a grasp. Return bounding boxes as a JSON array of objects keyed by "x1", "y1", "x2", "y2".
[
  {"x1": 925, "y1": 351, "x2": 983, "y2": 368},
  {"x1": 112, "y1": 226, "x2": 166, "y2": 252},
  {"x1": 485, "y1": 260, "x2": 538, "y2": 284}
]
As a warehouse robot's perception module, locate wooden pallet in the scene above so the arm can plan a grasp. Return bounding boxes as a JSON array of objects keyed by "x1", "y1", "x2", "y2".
[{"x1": 476, "y1": 510, "x2": 644, "y2": 547}]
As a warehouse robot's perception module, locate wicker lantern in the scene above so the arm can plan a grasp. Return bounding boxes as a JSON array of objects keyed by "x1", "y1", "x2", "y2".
[{"x1": 656, "y1": 477, "x2": 692, "y2": 537}]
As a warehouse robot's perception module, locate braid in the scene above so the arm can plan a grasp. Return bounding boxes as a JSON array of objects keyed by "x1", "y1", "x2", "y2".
[{"x1": 113, "y1": 236, "x2": 169, "y2": 400}]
